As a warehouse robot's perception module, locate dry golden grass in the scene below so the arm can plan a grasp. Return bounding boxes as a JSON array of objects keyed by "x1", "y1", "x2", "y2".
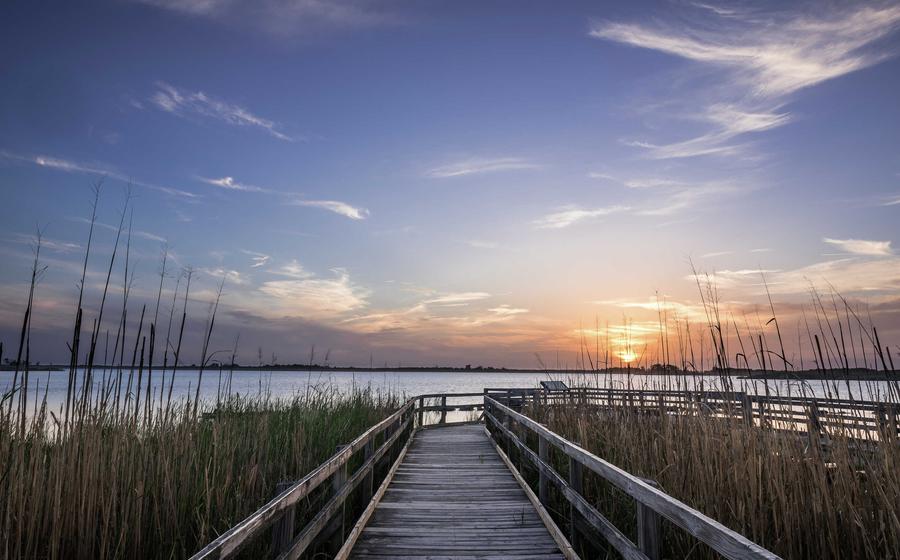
[
  {"x1": 529, "y1": 400, "x2": 900, "y2": 559},
  {"x1": 0, "y1": 388, "x2": 398, "y2": 559}
]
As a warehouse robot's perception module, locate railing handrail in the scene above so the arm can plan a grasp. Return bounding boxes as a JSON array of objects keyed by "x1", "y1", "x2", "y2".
[
  {"x1": 189, "y1": 391, "x2": 490, "y2": 559},
  {"x1": 552, "y1": 386, "x2": 899, "y2": 410},
  {"x1": 485, "y1": 396, "x2": 782, "y2": 560},
  {"x1": 190, "y1": 397, "x2": 416, "y2": 559}
]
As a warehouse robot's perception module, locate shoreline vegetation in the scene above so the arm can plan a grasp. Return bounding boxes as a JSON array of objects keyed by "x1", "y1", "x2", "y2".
[{"x1": 4, "y1": 363, "x2": 898, "y2": 382}]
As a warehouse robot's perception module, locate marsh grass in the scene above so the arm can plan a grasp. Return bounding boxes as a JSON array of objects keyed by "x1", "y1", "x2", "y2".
[
  {"x1": 528, "y1": 400, "x2": 900, "y2": 559},
  {"x1": 0, "y1": 387, "x2": 399, "y2": 559}
]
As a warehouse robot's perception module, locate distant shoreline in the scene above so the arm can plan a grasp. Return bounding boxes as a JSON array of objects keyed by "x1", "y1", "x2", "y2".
[{"x1": 2, "y1": 364, "x2": 896, "y2": 380}]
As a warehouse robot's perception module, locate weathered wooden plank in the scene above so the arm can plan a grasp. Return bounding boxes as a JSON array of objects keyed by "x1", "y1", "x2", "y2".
[{"x1": 349, "y1": 423, "x2": 567, "y2": 560}]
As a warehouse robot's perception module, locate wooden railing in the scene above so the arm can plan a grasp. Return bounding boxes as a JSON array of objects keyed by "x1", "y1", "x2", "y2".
[
  {"x1": 190, "y1": 386, "x2": 892, "y2": 559},
  {"x1": 189, "y1": 392, "x2": 484, "y2": 560},
  {"x1": 493, "y1": 386, "x2": 900, "y2": 441},
  {"x1": 414, "y1": 391, "x2": 484, "y2": 426},
  {"x1": 484, "y1": 396, "x2": 782, "y2": 560}
]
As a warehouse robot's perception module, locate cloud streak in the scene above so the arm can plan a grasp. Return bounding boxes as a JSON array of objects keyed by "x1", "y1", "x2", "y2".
[
  {"x1": 133, "y1": 0, "x2": 402, "y2": 37},
  {"x1": 427, "y1": 157, "x2": 540, "y2": 178},
  {"x1": 591, "y1": 4, "x2": 900, "y2": 158},
  {"x1": 824, "y1": 237, "x2": 893, "y2": 256},
  {"x1": 150, "y1": 82, "x2": 295, "y2": 141},
  {"x1": 200, "y1": 176, "x2": 272, "y2": 193},
  {"x1": 292, "y1": 199, "x2": 369, "y2": 220},
  {"x1": 1, "y1": 150, "x2": 198, "y2": 199},
  {"x1": 259, "y1": 268, "x2": 369, "y2": 318},
  {"x1": 533, "y1": 205, "x2": 629, "y2": 229}
]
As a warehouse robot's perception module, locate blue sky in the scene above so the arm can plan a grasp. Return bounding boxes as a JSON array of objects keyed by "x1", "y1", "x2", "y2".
[{"x1": 2, "y1": 0, "x2": 899, "y2": 367}]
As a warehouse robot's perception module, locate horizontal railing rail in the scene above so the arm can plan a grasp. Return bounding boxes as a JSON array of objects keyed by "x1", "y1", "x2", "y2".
[
  {"x1": 190, "y1": 398, "x2": 416, "y2": 559},
  {"x1": 484, "y1": 396, "x2": 782, "y2": 560},
  {"x1": 492, "y1": 386, "x2": 899, "y2": 440},
  {"x1": 190, "y1": 392, "x2": 487, "y2": 559}
]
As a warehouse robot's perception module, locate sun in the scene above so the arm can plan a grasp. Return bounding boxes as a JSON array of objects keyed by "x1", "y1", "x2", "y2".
[{"x1": 618, "y1": 350, "x2": 637, "y2": 363}]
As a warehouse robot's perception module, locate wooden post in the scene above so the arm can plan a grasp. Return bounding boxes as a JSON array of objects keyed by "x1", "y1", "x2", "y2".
[
  {"x1": 538, "y1": 435, "x2": 549, "y2": 506},
  {"x1": 740, "y1": 393, "x2": 753, "y2": 426},
  {"x1": 503, "y1": 410, "x2": 512, "y2": 458},
  {"x1": 568, "y1": 456, "x2": 583, "y2": 549},
  {"x1": 887, "y1": 405, "x2": 898, "y2": 442},
  {"x1": 637, "y1": 500, "x2": 661, "y2": 560},
  {"x1": 271, "y1": 481, "x2": 295, "y2": 554},
  {"x1": 637, "y1": 477, "x2": 662, "y2": 560},
  {"x1": 417, "y1": 396, "x2": 424, "y2": 428},
  {"x1": 440, "y1": 395, "x2": 447, "y2": 424},
  {"x1": 329, "y1": 445, "x2": 348, "y2": 555},
  {"x1": 363, "y1": 439, "x2": 374, "y2": 502},
  {"x1": 875, "y1": 404, "x2": 888, "y2": 436},
  {"x1": 808, "y1": 403, "x2": 821, "y2": 449}
]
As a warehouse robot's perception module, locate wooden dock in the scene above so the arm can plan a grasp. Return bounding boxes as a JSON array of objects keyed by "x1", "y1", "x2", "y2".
[
  {"x1": 191, "y1": 389, "x2": 786, "y2": 560},
  {"x1": 346, "y1": 423, "x2": 568, "y2": 559}
]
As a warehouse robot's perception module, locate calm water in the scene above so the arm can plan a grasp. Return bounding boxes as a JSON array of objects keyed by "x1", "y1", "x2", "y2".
[{"x1": 2, "y1": 368, "x2": 895, "y2": 415}]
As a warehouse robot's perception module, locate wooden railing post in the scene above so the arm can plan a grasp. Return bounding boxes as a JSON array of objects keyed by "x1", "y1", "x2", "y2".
[
  {"x1": 329, "y1": 445, "x2": 348, "y2": 554},
  {"x1": 440, "y1": 395, "x2": 447, "y2": 424},
  {"x1": 417, "y1": 396, "x2": 424, "y2": 427},
  {"x1": 740, "y1": 393, "x2": 753, "y2": 426},
  {"x1": 876, "y1": 404, "x2": 888, "y2": 438},
  {"x1": 538, "y1": 435, "x2": 549, "y2": 506},
  {"x1": 808, "y1": 403, "x2": 822, "y2": 448},
  {"x1": 271, "y1": 481, "x2": 295, "y2": 554},
  {"x1": 637, "y1": 477, "x2": 662, "y2": 560},
  {"x1": 363, "y1": 439, "x2": 374, "y2": 502},
  {"x1": 887, "y1": 405, "x2": 898, "y2": 442},
  {"x1": 637, "y1": 500, "x2": 661, "y2": 560},
  {"x1": 568, "y1": 456, "x2": 583, "y2": 549}
]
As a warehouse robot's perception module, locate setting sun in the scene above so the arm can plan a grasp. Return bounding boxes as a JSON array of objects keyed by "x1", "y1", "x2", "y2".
[{"x1": 618, "y1": 350, "x2": 638, "y2": 364}]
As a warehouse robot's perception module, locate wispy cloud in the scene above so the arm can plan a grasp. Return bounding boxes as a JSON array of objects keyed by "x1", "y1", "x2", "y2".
[
  {"x1": 71, "y1": 217, "x2": 167, "y2": 243},
  {"x1": 424, "y1": 292, "x2": 491, "y2": 306},
  {"x1": 292, "y1": 199, "x2": 369, "y2": 220},
  {"x1": 881, "y1": 193, "x2": 900, "y2": 206},
  {"x1": 467, "y1": 240, "x2": 501, "y2": 250},
  {"x1": 259, "y1": 268, "x2": 369, "y2": 318},
  {"x1": 132, "y1": 0, "x2": 403, "y2": 37},
  {"x1": 584, "y1": 173, "x2": 740, "y2": 217},
  {"x1": 489, "y1": 305, "x2": 528, "y2": 316},
  {"x1": 594, "y1": 297, "x2": 707, "y2": 321},
  {"x1": 241, "y1": 249, "x2": 271, "y2": 268},
  {"x1": 591, "y1": 4, "x2": 900, "y2": 158},
  {"x1": 270, "y1": 259, "x2": 311, "y2": 279},
  {"x1": 823, "y1": 237, "x2": 893, "y2": 256},
  {"x1": 426, "y1": 157, "x2": 540, "y2": 178},
  {"x1": 701, "y1": 250, "x2": 732, "y2": 258},
  {"x1": 1, "y1": 150, "x2": 198, "y2": 199},
  {"x1": 200, "y1": 176, "x2": 271, "y2": 193},
  {"x1": 533, "y1": 205, "x2": 629, "y2": 229},
  {"x1": 632, "y1": 181, "x2": 738, "y2": 216},
  {"x1": 690, "y1": 257, "x2": 900, "y2": 297},
  {"x1": 149, "y1": 82, "x2": 295, "y2": 141},
  {"x1": 9, "y1": 233, "x2": 82, "y2": 253}
]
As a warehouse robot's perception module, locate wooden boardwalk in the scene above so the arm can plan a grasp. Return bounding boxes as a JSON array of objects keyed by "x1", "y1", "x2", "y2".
[{"x1": 347, "y1": 423, "x2": 567, "y2": 559}]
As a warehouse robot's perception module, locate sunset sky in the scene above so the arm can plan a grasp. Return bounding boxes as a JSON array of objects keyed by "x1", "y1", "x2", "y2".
[{"x1": 2, "y1": 1, "x2": 899, "y2": 368}]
